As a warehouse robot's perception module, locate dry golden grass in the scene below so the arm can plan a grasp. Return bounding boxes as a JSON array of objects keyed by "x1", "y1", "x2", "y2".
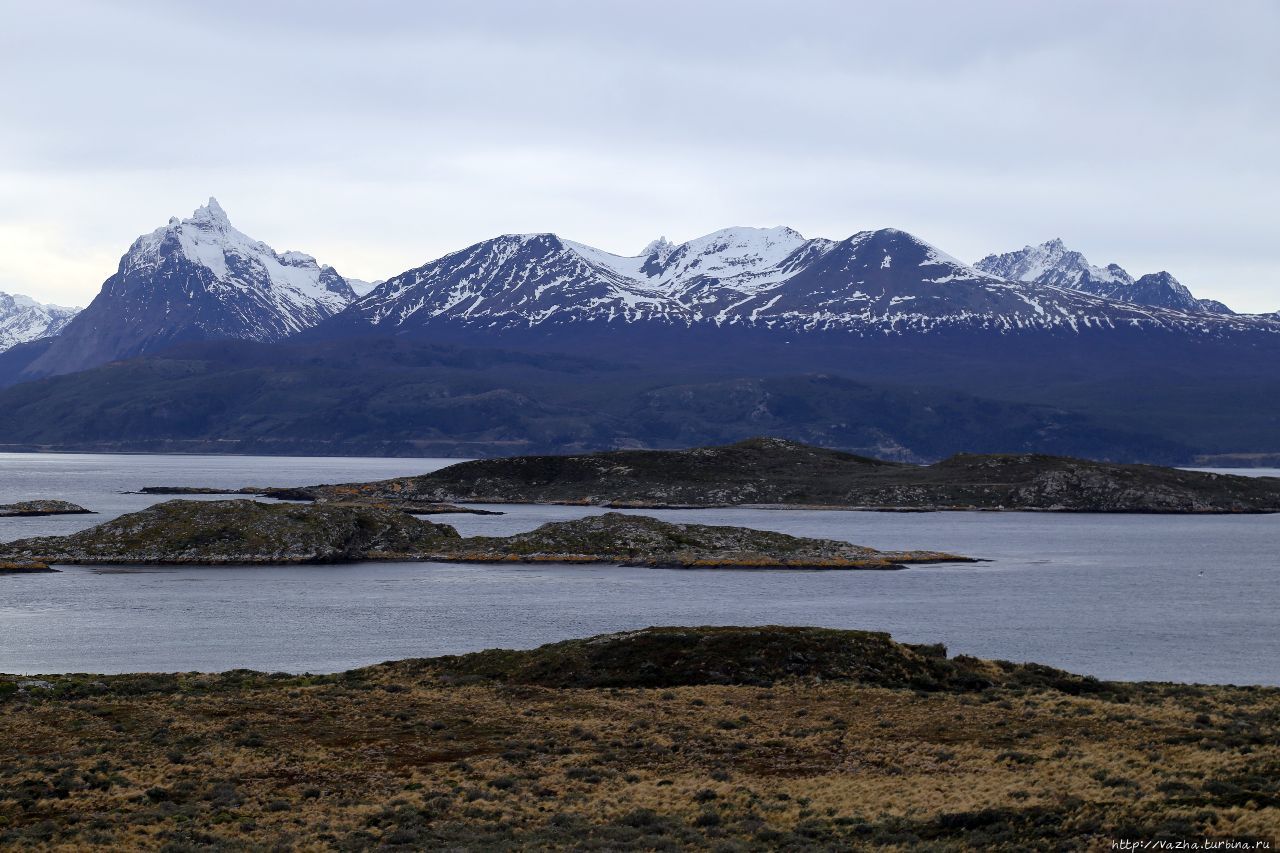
[{"x1": 1, "y1": 653, "x2": 1278, "y2": 850}]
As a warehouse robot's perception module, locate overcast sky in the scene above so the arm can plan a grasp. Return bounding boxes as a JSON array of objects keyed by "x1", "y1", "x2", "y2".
[{"x1": 1, "y1": 0, "x2": 1277, "y2": 311}]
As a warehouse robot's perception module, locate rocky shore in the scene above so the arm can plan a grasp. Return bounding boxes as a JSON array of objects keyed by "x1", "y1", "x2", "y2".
[
  {"x1": 0, "y1": 500, "x2": 93, "y2": 517},
  {"x1": 0, "y1": 500, "x2": 969, "y2": 568},
  {"x1": 269, "y1": 438, "x2": 1280, "y2": 513},
  {"x1": 2, "y1": 626, "x2": 1276, "y2": 849}
]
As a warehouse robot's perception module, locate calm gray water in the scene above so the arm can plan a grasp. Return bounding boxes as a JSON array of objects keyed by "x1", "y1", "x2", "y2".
[{"x1": 1, "y1": 453, "x2": 1277, "y2": 684}]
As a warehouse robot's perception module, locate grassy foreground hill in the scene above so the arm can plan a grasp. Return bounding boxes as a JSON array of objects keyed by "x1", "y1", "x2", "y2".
[{"x1": 1, "y1": 627, "x2": 1276, "y2": 850}]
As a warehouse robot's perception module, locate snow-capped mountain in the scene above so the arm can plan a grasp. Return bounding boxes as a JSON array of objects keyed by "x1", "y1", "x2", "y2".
[
  {"x1": 24, "y1": 199, "x2": 361, "y2": 377},
  {"x1": 0, "y1": 291, "x2": 79, "y2": 353},
  {"x1": 330, "y1": 227, "x2": 1276, "y2": 338},
  {"x1": 975, "y1": 239, "x2": 1231, "y2": 315}
]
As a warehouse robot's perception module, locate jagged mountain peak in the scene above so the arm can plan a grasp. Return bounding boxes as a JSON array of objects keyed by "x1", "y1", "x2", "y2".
[
  {"x1": 975, "y1": 241, "x2": 1236, "y2": 315},
  {"x1": 22, "y1": 199, "x2": 362, "y2": 377},
  {"x1": 975, "y1": 238, "x2": 1128, "y2": 288},
  {"x1": 190, "y1": 196, "x2": 230, "y2": 228},
  {"x1": 1137, "y1": 270, "x2": 1180, "y2": 287},
  {"x1": 640, "y1": 236, "x2": 676, "y2": 261},
  {"x1": 119, "y1": 199, "x2": 355, "y2": 304}
]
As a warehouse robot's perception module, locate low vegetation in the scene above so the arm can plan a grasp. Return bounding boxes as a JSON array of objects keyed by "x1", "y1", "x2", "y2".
[{"x1": 1, "y1": 626, "x2": 1276, "y2": 850}]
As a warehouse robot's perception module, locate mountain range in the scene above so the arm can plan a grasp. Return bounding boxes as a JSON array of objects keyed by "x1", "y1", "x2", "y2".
[
  {"x1": 325, "y1": 227, "x2": 1273, "y2": 340},
  {"x1": 1, "y1": 200, "x2": 1277, "y2": 463},
  {"x1": 0, "y1": 291, "x2": 79, "y2": 353}
]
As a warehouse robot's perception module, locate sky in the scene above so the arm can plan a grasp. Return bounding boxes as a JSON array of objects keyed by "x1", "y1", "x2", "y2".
[{"x1": 1, "y1": 0, "x2": 1277, "y2": 312}]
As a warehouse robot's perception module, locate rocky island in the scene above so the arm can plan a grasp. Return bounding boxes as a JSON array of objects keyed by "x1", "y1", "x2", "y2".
[
  {"x1": 280, "y1": 438, "x2": 1280, "y2": 513},
  {"x1": 0, "y1": 500, "x2": 968, "y2": 568},
  {"x1": 134, "y1": 487, "x2": 499, "y2": 515},
  {"x1": 446, "y1": 512, "x2": 964, "y2": 568},
  {"x1": 2, "y1": 625, "x2": 1276, "y2": 849},
  {"x1": 0, "y1": 500, "x2": 461, "y2": 565},
  {"x1": 0, "y1": 500, "x2": 93, "y2": 517}
]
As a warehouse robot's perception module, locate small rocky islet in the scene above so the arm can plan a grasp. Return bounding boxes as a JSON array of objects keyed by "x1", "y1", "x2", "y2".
[
  {"x1": 253, "y1": 437, "x2": 1280, "y2": 513},
  {"x1": 0, "y1": 500, "x2": 969, "y2": 568},
  {"x1": 0, "y1": 500, "x2": 93, "y2": 517}
]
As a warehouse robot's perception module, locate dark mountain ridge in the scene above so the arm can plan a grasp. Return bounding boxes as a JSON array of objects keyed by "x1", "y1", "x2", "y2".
[{"x1": 0, "y1": 333, "x2": 1231, "y2": 463}]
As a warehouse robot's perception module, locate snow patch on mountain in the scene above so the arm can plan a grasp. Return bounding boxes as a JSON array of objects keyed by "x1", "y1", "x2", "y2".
[{"x1": 565, "y1": 226, "x2": 815, "y2": 302}]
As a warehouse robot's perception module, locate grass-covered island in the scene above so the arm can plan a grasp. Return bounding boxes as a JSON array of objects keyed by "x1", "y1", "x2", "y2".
[
  {"x1": 253, "y1": 438, "x2": 1280, "y2": 513},
  {"x1": 0, "y1": 500, "x2": 968, "y2": 568},
  {"x1": 1, "y1": 626, "x2": 1276, "y2": 849}
]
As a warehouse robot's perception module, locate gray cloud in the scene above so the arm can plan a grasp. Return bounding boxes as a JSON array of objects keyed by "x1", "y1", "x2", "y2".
[{"x1": 0, "y1": 0, "x2": 1276, "y2": 310}]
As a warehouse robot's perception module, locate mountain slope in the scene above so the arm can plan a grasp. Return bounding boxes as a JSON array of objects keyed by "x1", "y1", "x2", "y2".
[
  {"x1": 0, "y1": 291, "x2": 79, "y2": 352},
  {"x1": 327, "y1": 227, "x2": 1272, "y2": 339},
  {"x1": 0, "y1": 337, "x2": 1196, "y2": 462},
  {"x1": 975, "y1": 239, "x2": 1231, "y2": 315},
  {"x1": 24, "y1": 199, "x2": 359, "y2": 377}
]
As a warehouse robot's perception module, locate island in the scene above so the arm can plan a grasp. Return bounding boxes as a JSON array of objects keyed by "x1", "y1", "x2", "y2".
[
  {"x1": 134, "y1": 487, "x2": 500, "y2": 515},
  {"x1": 0, "y1": 500, "x2": 969, "y2": 569},
  {"x1": 0, "y1": 500, "x2": 462, "y2": 565},
  {"x1": 444, "y1": 512, "x2": 964, "y2": 568},
  {"x1": 1, "y1": 625, "x2": 1275, "y2": 849},
  {"x1": 0, "y1": 500, "x2": 94, "y2": 517},
  {"x1": 272, "y1": 437, "x2": 1280, "y2": 513}
]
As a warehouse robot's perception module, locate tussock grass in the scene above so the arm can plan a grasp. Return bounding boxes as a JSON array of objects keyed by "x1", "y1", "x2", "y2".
[{"x1": 1, "y1": 627, "x2": 1277, "y2": 849}]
